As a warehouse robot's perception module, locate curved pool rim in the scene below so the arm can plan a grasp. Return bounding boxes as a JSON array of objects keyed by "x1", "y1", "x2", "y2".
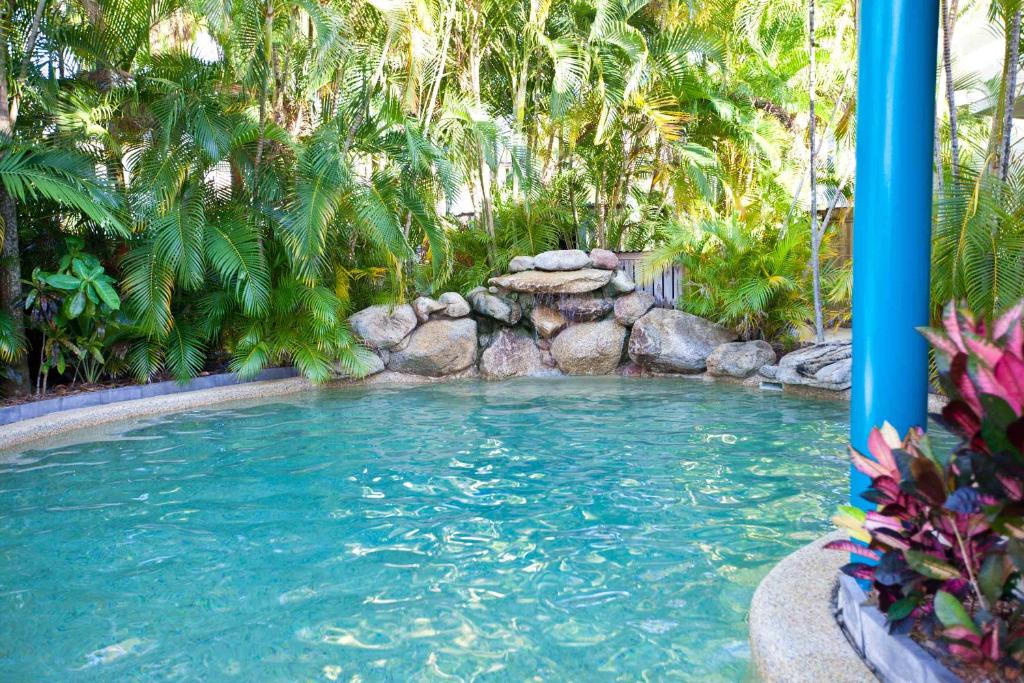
[
  {"x1": 748, "y1": 532, "x2": 873, "y2": 683},
  {"x1": 0, "y1": 370, "x2": 856, "y2": 454},
  {"x1": 0, "y1": 376, "x2": 316, "y2": 454}
]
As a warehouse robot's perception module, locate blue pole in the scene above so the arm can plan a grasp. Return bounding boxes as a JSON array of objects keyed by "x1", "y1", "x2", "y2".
[{"x1": 851, "y1": 1, "x2": 939, "y2": 512}]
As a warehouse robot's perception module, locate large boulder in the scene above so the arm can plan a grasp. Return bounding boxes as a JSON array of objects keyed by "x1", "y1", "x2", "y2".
[
  {"x1": 557, "y1": 294, "x2": 613, "y2": 322},
  {"x1": 706, "y1": 340, "x2": 777, "y2": 379},
  {"x1": 814, "y1": 358, "x2": 852, "y2": 387},
  {"x1": 349, "y1": 304, "x2": 418, "y2": 350},
  {"x1": 589, "y1": 249, "x2": 619, "y2": 270},
  {"x1": 628, "y1": 309, "x2": 737, "y2": 373},
  {"x1": 508, "y1": 255, "x2": 535, "y2": 273},
  {"x1": 479, "y1": 328, "x2": 544, "y2": 380},
  {"x1": 760, "y1": 342, "x2": 852, "y2": 390},
  {"x1": 530, "y1": 305, "x2": 569, "y2": 339},
  {"x1": 778, "y1": 341, "x2": 851, "y2": 372},
  {"x1": 413, "y1": 296, "x2": 446, "y2": 323},
  {"x1": 387, "y1": 318, "x2": 478, "y2": 377},
  {"x1": 469, "y1": 291, "x2": 521, "y2": 324},
  {"x1": 437, "y1": 292, "x2": 470, "y2": 318},
  {"x1": 551, "y1": 320, "x2": 628, "y2": 375},
  {"x1": 613, "y1": 291, "x2": 655, "y2": 326},
  {"x1": 534, "y1": 249, "x2": 591, "y2": 271},
  {"x1": 608, "y1": 270, "x2": 637, "y2": 294},
  {"x1": 488, "y1": 269, "x2": 613, "y2": 295}
]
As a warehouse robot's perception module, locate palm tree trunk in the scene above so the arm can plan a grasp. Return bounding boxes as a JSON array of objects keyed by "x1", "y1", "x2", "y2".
[
  {"x1": 784, "y1": 66, "x2": 851, "y2": 227},
  {"x1": 0, "y1": 7, "x2": 31, "y2": 395},
  {"x1": 468, "y1": 16, "x2": 496, "y2": 264},
  {"x1": 595, "y1": 169, "x2": 607, "y2": 249},
  {"x1": 254, "y1": 0, "x2": 274, "y2": 175},
  {"x1": 539, "y1": 124, "x2": 555, "y2": 180},
  {"x1": 512, "y1": 1, "x2": 538, "y2": 134},
  {"x1": 941, "y1": 0, "x2": 961, "y2": 182},
  {"x1": 511, "y1": 0, "x2": 543, "y2": 199},
  {"x1": 1000, "y1": 8, "x2": 1021, "y2": 182},
  {"x1": 0, "y1": 188, "x2": 29, "y2": 394},
  {"x1": 808, "y1": 0, "x2": 824, "y2": 342}
]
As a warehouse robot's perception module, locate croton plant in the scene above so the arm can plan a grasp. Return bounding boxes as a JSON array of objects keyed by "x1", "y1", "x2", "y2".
[{"x1": 829, "y1": 300, "x2": 1024, "y2": 668}]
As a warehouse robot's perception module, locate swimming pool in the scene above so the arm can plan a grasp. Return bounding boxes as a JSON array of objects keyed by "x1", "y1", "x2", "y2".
[{"x1": 0, "y1": 378, "x2": 849, "y2": 681}]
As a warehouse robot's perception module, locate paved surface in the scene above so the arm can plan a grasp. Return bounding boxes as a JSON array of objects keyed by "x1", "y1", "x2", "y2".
[
  {"x1": 749, "y1": 532, "x2": 876, "y2": 683},
  {"x1": 0, "y1": 377, "x2": 314, "y2": 453}
]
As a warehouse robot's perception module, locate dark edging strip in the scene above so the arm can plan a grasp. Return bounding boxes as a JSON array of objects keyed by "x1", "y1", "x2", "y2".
[
  {"x1": 0, "y1": 367, "x2": 299, "y2": 426},
  {"x1": 835, "y1": 576, "x2": 959, "y2": 683}
]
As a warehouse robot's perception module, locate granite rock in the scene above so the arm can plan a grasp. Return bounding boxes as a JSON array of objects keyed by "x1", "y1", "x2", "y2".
[
  {"x1": 706, "y1": 340, "x2": 777, "y2": 379},
  {"x1": 628, "y1": 309, "x2": 737, "y2": 373},
  {"x1": 489, "y1": 269, "x2": 613, "y2": 295},
  {"x1": 551, "y1": 320, "x2": 628, "y2": 375},
  {"x1": 479, "y1": 328, "x2": 544, "y2": 380},
  {"x1": 534, "y1": 249, "x2": 592, "y2": 271},
  {"x1": 349, "y1": 304, "x2": 418, "y2": 350},
  {"x1": 589, "y1": 249, "x2": 619, "y2": 270},
  {"x1": 387, "y1": 318, "x2": 478, "y2": 376},
  {"x1": 613, "y1": 291, "x2": 655, "y2": 326}
]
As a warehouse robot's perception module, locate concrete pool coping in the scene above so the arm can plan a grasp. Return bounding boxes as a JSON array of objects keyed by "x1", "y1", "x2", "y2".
[
  {"x1": 0, "y1": 373, "x2": 316, "y2": 453},
  {"x1": 0, "y1": 367, "x2": 947, "y2": 455},
  {"x1": 0, "y1": 367, "x2": 302, "y2": 427},
  {"x1": 749, "y1": 532, "x2": 876, "y2": 682}
]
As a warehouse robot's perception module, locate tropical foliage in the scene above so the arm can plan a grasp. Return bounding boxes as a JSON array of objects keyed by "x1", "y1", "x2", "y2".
[
  {"x1": 23, "y1": 239, "x2": 127, "y2": 390},
  {"x1": 931, "y1": 0, "x2": 1024, "y2": 324},
  {"x1": 830, "y1": 301, "x2": 1024, "y2": 671},
  {"x1": 644, "y1": 214, "x2": 850, "y2": 342},
  {"x1": 0, "y1": 0, "x2": 1019, "y2": 397}
]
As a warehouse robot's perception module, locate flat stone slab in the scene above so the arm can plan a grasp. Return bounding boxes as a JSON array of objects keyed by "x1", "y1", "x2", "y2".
[
  {"x1": 488, "y1": 269, "x2": 613, "y2": 294},
  {"x1": 749, "y1": 532, "x2": 874, "y2": 683}
]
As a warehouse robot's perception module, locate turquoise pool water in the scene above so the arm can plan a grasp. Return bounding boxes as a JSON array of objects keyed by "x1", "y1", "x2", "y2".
[{"x1": 0, "y1": 378, "x2": 849, "y2": 681}]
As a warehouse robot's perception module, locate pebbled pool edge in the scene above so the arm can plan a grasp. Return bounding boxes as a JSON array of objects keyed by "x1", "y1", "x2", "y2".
[
  {"x1": 0, "y1": 375, "x2": 315, "y2": 453},
  {"x1": 749, "y1": 532, "x2": 877, "y2": 683}
]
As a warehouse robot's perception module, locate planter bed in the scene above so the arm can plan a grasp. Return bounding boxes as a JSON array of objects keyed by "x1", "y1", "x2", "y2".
[
  {"x1": 752, "y1": 533, "x2": 967, "y2": 683},
  {"x1": 835, "y1": 575, "x2": 959, "y2": 683}
]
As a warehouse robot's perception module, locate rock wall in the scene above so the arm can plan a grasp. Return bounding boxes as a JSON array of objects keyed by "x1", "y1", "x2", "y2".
[{"x1": 339, "y1": 249, "x2": 850, "y2": 396}]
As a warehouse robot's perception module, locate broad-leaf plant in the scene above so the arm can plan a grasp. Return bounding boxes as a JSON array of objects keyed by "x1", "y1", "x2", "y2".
[{"x1": 830, "y1": 300, "x2": 1024, "y2": 670}]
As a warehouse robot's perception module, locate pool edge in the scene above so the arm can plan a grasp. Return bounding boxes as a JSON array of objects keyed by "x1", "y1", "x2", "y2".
[
  {"x1": 0, "y1": 376, "x2": 316, "y2": 453},
  {"x1": 749, "y1": 532, "x2": 876, "y2": 683}
]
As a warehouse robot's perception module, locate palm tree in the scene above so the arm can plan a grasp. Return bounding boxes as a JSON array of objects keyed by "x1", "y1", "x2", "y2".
[
  {"x1": 0, "y1": 0, "x2": 131, "y2": 394},
  {"x1": 807, "y1": 0, "x2": 824, "y2": 342},
  {"x1": 999, "y1": 4, "x2": 1021, "y2": 182},
  {"x1": 941, "y1": 0, "x2": 962, "y2": 182}
]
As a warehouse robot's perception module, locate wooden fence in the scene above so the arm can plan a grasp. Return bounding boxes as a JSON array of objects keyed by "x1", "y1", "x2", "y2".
[{"x1": 614, "y1": 252, "x2": 683, "y2": 308}]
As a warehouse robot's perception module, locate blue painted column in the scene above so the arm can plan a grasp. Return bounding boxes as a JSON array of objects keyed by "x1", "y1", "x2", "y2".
[{"x1": 851, "y1": 0, "x2": 939, "y2": 511}]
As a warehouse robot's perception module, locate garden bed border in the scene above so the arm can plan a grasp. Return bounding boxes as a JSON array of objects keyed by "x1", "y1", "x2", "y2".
[
  {"x1": 751, "y1": 532, "x2": 962, "y2": 683},
  {"x1": 0, "y1": 369, "x2": 312, "y2": 453},
  {"x1": 835, "y1": 574, "x2": 959, "y2": 683},
  {"x1": 0, "y1": 367, "x2": 299, "y2": 426}
]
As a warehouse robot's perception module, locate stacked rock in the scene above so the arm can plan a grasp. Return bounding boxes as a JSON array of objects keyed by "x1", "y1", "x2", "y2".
[{"x1": 341, "y1": 250, "x2": 857, "y2": 392}]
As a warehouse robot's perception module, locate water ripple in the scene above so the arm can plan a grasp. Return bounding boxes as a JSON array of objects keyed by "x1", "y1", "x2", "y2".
[{"x1": 0, "y1": 377, "x2": 853, "y2": 681}]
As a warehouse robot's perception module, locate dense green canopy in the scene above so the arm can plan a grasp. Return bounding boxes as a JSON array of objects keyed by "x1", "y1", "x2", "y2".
[{"x1": 0, "y1": 0, "x2": 1019, "y2": 395}]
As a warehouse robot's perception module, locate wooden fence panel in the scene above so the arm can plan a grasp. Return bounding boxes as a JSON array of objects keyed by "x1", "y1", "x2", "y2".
[{"x1": 613, "y1": 252, "x2": 682, "y2": 308}]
